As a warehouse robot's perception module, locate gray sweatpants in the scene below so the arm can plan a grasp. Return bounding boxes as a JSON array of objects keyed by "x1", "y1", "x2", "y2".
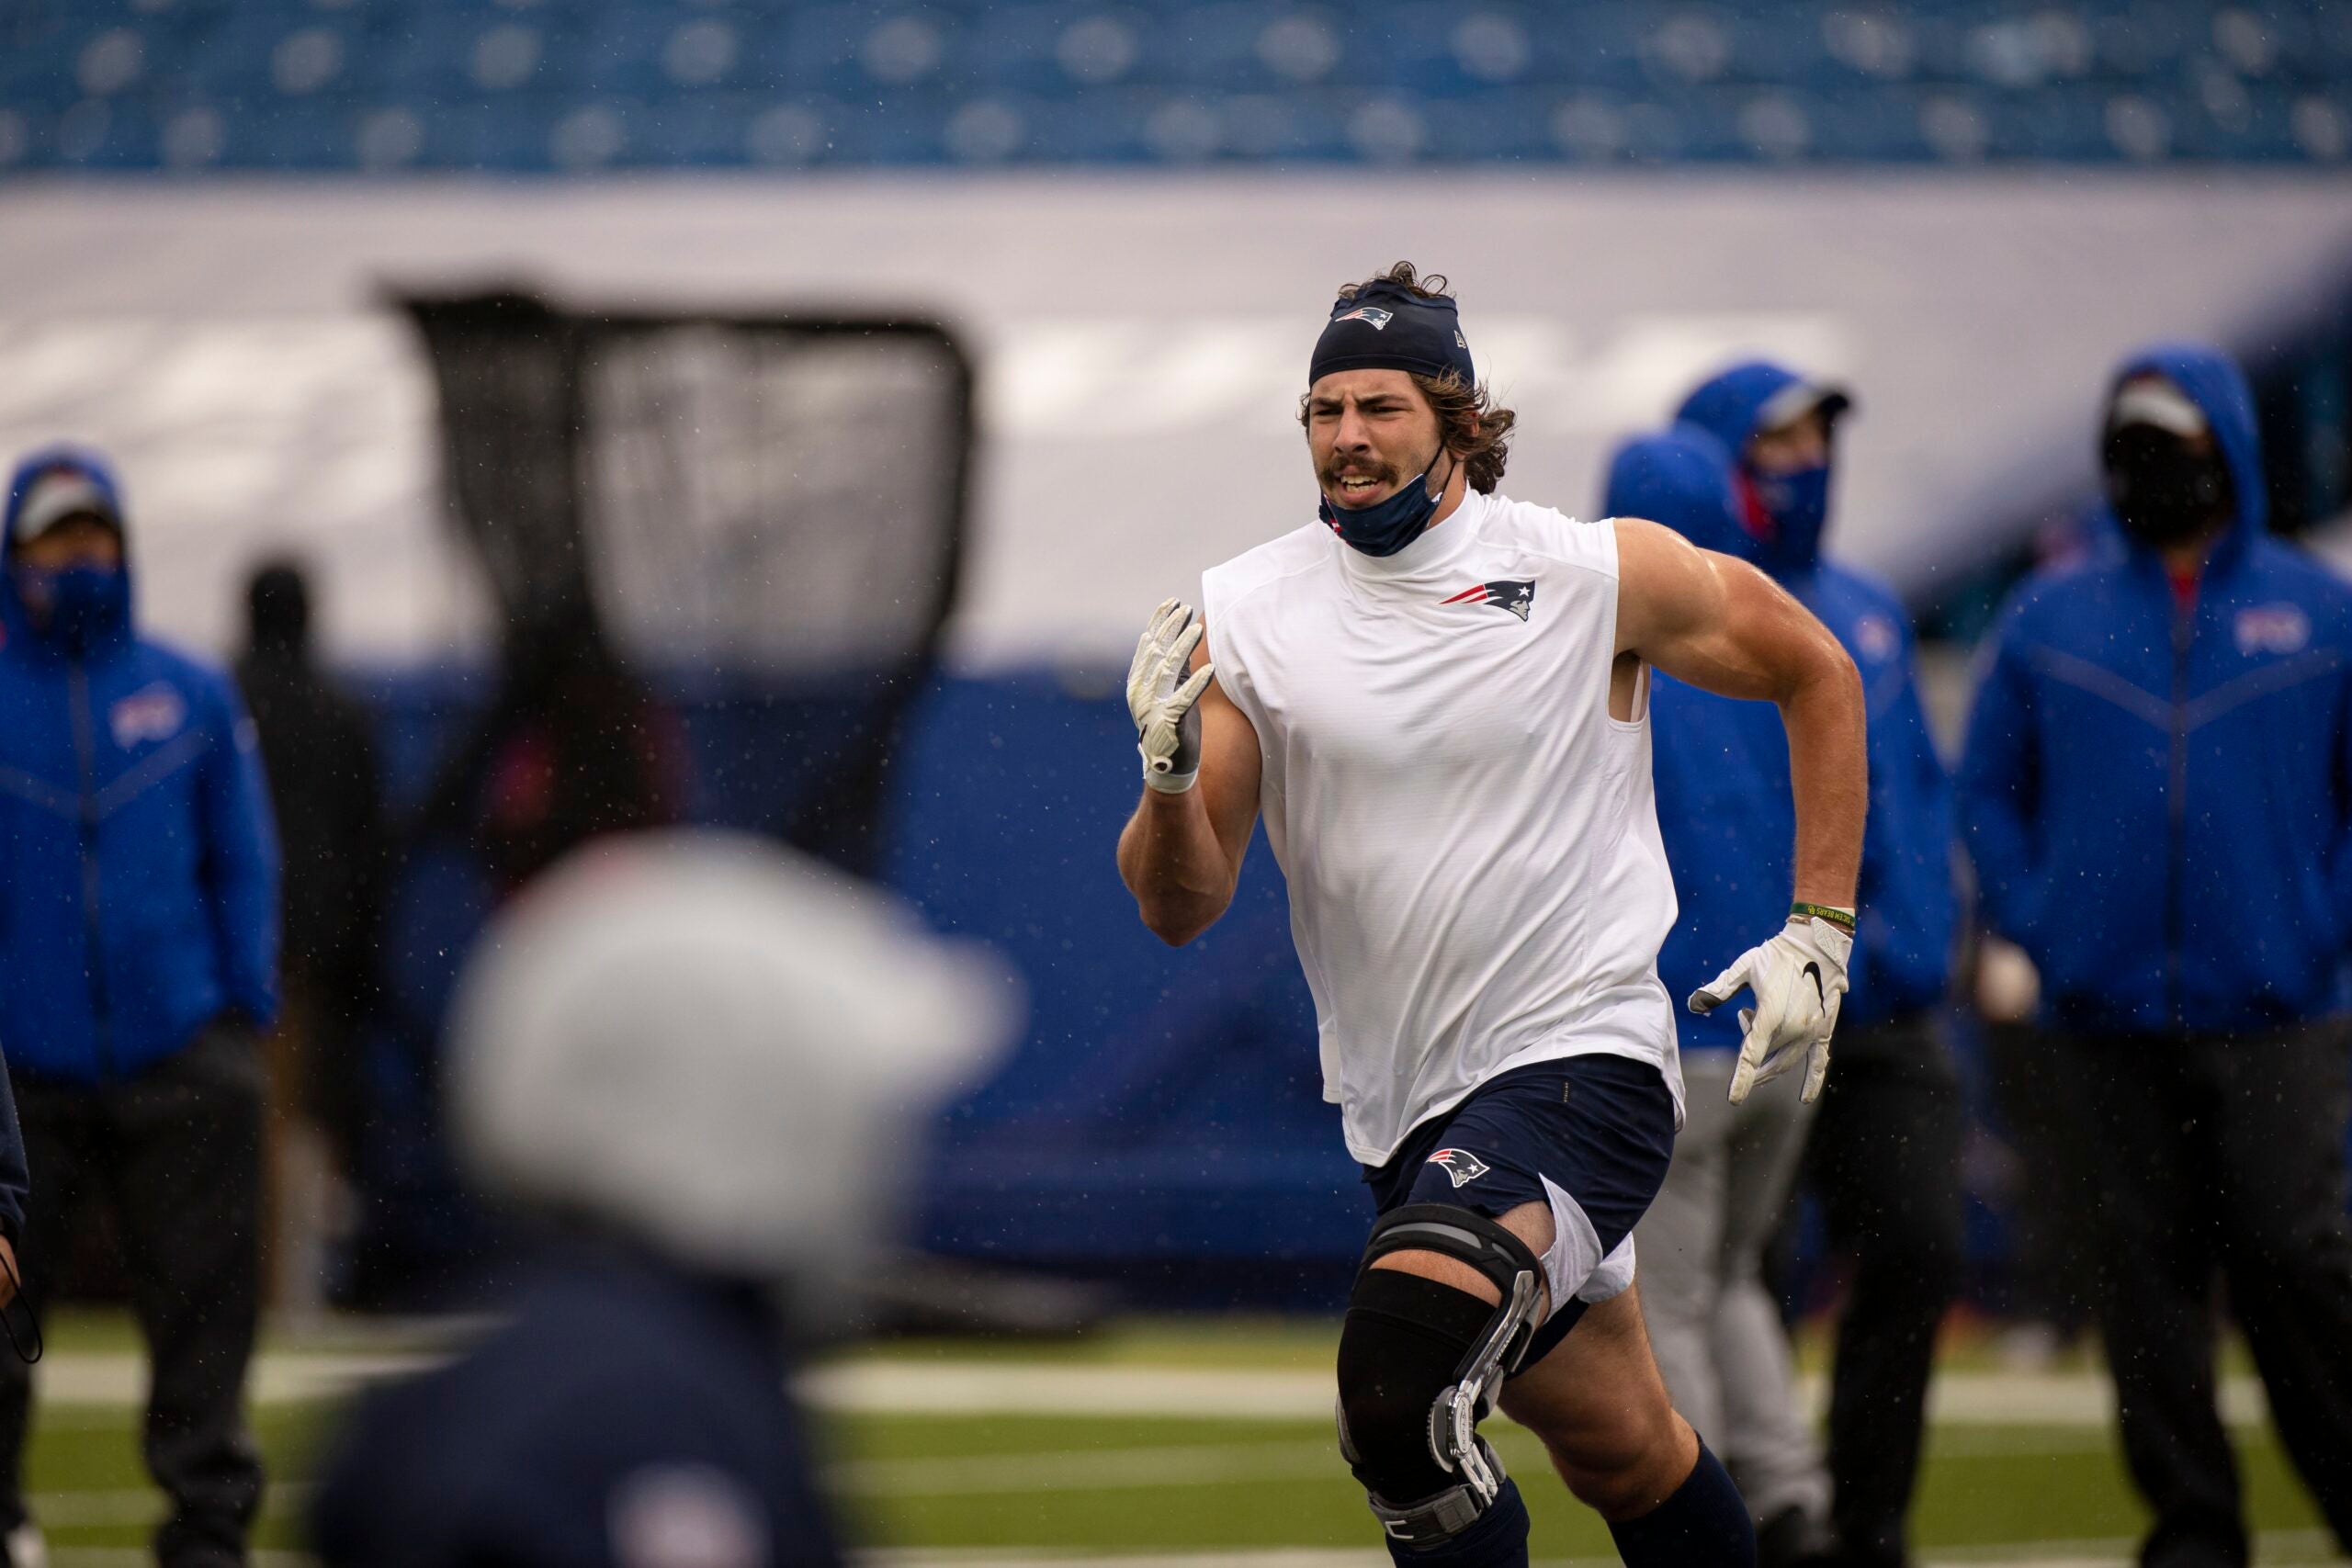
[{"x1": 1635, "y1": 1049, "x2": 1829, "y2": 1526}]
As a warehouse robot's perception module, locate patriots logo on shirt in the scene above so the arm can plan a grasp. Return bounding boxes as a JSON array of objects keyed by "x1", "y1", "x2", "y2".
[
  {"x1": 1333, "y1": 305, "x2": 1394, "y2": 330},
  {"x1": 1441, "y1": 580, "x2": 1535, "y2": 623},
  {"x1": 1426, "y1": 1147, "x2": 1491, "y2": 1188}
]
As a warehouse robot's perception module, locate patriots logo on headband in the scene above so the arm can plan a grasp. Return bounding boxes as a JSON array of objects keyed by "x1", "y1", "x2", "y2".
[{"x1": 1333, "y1": 305, "x2": 1394, "y2": 330}]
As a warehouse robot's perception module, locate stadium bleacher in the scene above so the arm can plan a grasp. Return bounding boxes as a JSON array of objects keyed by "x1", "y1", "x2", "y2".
[{"x1": 1, "y1": 1, "x2": 2346, "y2": 173}]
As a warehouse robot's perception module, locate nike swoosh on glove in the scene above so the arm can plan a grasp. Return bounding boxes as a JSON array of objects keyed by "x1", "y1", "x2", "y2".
[
  {"x1": 1689, "y1": 916, "x2": 1852, "y2": 1105},
  {"x1": 1127, "y1": 598, "x2": 1215, "y2": 794}
]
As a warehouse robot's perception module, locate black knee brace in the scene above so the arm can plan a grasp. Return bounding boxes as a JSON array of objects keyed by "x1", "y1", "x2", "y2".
[{"x1": 1334, "y1": 1205, "x2": 1545, "y2": 1549}]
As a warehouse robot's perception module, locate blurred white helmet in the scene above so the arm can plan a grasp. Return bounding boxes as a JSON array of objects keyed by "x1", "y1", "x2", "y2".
[{"x1": 448, "y1": 829, "x2": 1019, "y2": 1279}]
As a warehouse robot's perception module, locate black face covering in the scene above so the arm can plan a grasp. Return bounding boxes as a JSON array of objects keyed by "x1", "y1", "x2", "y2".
[{"x1": 2104, "y1": 424, "x2": 2234, "y2": 549}]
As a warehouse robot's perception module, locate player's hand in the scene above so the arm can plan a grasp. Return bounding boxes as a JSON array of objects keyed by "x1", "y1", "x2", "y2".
[
  {"x1": 1690, "y1": 916, "x2": 1852, "y2": 1105},
  {"x1": 1127, "y1": 598, "x2": 1214, "y2": 794}
]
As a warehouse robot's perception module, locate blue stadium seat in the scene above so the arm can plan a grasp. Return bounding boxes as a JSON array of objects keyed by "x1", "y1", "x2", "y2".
[
  {"x1": 1419, "y1": 85, "x2": 1563, "y2": 161},
  {"x1": 2163, "y1": 79, "x2": 2309, "y2": 160},
  {"x1": 1718, "y1": 6, "x2": 1838, "y2": 87},
  {"x1": 963, "y1": 4, "x2": 1147, "y2": 99},
  {"x1": 763, "y1": 6, "x2": 968, "y2": 96},
  {"x1": 0, "y1": 17, "x2": 84, "y2": 116},
  {"x1": 2078, "y1": 0, "x2": 2200, "y2": 82},
  {"x1": 1525, "y1": 2, "x2": 1663, "y2": 92},
  {"x1": 0, "y1": 0, "x2": 2341, "y2": 172},
  {"x1": 1026, "y1": 85, "x2": 1162, "y2": 159},
  {"x1": 636, "y1": 91, "x2": 769, "y2": 165},
  {"x1": 231, "y1": 99, "x2": 355, "y2": 170},
  {"x1": 1994, "y1": 82, "x2": 2130, "y2": 159}
]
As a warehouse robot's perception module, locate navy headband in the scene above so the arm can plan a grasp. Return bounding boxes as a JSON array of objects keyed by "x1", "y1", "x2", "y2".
[{"x1": 1308, "y1": 280, "x2": 1476, "y2": 389}]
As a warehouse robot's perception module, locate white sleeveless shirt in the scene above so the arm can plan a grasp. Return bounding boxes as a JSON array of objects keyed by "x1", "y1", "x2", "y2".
[{"x1": 1202, "y1": 491, "x2": 1683, "y2": 1166}]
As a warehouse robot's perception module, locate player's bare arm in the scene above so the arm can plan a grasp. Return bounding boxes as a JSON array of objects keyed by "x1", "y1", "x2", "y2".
[
  {"x1": 1612, "y1": 516, "x2": 1865, "y2": 908},
  {"x1": 1116, "y1": 605, "x2": 1261, "y2": 945},
  {"x1": 1614, "y1": 514, "x2": 1868, "y2": 1102}
]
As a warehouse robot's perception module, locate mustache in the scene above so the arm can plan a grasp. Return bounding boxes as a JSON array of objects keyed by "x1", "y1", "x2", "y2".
[{"x1": 1318, "y1": 454, "x2": 1400, "y2": 490}]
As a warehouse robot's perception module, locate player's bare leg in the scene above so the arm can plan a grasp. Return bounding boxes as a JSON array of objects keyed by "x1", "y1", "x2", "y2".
[
  {"x1": 1495, "y1": 1284, "x2": 1693, "y2": 1515},
  {"x1": 1363, "y1": 1201, "x2": 1755, "y2": 1564}
]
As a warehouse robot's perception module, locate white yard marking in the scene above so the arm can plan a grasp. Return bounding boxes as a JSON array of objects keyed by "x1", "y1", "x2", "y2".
[
  {"x1": 32, "y1": 1351, "x2": 435, "y2": 1408},
  {"x1": 798, "y1": 1362, "x2": 2267, "y2": 1429},
  {"x1": 24, "y1": 1348, "x2": 2274, "y2": 1432},
  {"x1": 854, "y1": 1537, "x2": 2350, "y2": 1568},
  {"x1": 831, "y1": 1440, "x2": 1339, "y2": 1496}
]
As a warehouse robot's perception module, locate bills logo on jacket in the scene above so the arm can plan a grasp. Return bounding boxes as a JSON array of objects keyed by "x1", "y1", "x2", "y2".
[
  {"x1": 2234, "y1": 604, "x2": 2311, "y2": 657},
  {"x1": 1425, "y1": 1147, "x2": 1490, "y2": 1188},
  {"x1": 109, "y1": 682, "x2": 186, "y2": 749}
]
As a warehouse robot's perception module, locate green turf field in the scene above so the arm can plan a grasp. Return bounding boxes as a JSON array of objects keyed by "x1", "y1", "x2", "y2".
[{"x1": 14, "y1": 1314, "x2": 2346, "y2": 1565}]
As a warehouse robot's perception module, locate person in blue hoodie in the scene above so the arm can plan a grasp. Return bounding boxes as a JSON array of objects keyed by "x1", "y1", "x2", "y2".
[
  {"x1": 0, "y1": 446, "x2": 279, "y2": 1568},
  {"x1": 1610, "y1": 427, "x2": 1838, "y2": 1568},
  {"x1": 1671, "y1": 361, "x2": 1965, "y2": 1568},
  {"x1": 1957, "y1": 345, "x2": 2352, "y2": 1567}
]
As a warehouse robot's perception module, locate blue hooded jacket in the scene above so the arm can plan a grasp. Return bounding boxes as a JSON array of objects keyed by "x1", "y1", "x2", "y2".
[
  {"x1": 0, "y1": 447, "x2": 279, "y2": 1083},
  {"x1": 1957, "y1": 344, "x2": 2352, "y2": 1035},
  {"x1": 1642, "y1": 370, "x2": 1959, "y2": 1043}
]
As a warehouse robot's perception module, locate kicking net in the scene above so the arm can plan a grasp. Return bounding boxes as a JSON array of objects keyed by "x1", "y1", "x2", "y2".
[{"x1": 400, "y1": 288, "x2": 975, "y2": 874}]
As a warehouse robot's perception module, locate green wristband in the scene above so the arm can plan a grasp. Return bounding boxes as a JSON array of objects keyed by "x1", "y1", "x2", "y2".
[{"x1": 1790, "y1": 902, "x2": 1857, "y2": 932}]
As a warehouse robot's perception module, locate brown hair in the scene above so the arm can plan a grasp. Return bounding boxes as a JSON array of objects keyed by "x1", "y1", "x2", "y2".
[{"x1": 1303, "y1": 261, "x2": 1518, "y2": 495}]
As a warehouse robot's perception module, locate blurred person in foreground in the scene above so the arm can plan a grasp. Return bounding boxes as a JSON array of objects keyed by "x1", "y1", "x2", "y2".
[
  {"x1": 1675, "y1": 364, "x2": 1963, "y2": 1568},
  {"x1": 1119, "y1": 262, "x2": 1868, "y2": 1567},
  {"x1": 234, "y1": 560, "x2": 385, "y2": 1312},
  {"x1": 310, "y1": 829, "x2": 1017, "y2": 1568},
  {"x1": 1957, "y1": 344, "x2": 2352, "y2": 1566},
  {"x1": 0, "y1": 447, "x2": 279, "y2": 1568},
  {"x1": 1604, "y1": 427, "x2": 1837, "y2": 1568}
]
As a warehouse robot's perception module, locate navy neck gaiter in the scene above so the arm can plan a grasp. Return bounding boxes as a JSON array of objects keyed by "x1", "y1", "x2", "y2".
[{"x1": 1319, "y1": 450, "x2": 1453, "y2": 558}]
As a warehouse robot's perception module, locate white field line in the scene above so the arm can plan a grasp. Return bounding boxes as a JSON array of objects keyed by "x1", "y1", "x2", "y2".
[
  {"x1": 831, "y1": 1440, "x2": 1340, "y2": 1495},
  {"x1": 27, "y1": 1349, "x2": 2274, "y2": 1430},
  {"x1": 855, "y1": 1535, "x2": 2350, "y2": 1568},
  {"x1": 835, "y1": 1422, "x2": 2138, "y2": 1499},
  {"x1": 0, "y1": 1423, "x2": 2233, "y2": 1529},
  {"x1": 26, "y1": 1483, "x2": 309, "y2": 1529},
  {"x1": 7, "y1": 1426, "x2": 2133, "y2": 1537},
  {"x1": 31, "y1": 1351, "x2": 437, "y2": 1407},
  {"x1": 797, "y1": 1362, "x2": 2270, "y2": 1429}
]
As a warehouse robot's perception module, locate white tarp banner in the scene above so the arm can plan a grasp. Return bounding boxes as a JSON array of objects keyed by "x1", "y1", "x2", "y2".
[{"x1": 1, "y1": 173, "x2": 2347, "y2": 668}]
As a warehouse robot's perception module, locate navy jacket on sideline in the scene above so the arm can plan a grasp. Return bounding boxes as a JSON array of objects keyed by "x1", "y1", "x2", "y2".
[
  {"x1": 0, "y1": 447, "x2": 279, "y2": 1085},
  {"x1": 1957, "y1": 343, "x2": 2352, "y2": 1036},
  {"x1": 1621, "y1": 418, "x2": 1956, "y2": 1054},
  {"x1": 311, "y1": 1254, "x2": 848, "y2": 1568}
]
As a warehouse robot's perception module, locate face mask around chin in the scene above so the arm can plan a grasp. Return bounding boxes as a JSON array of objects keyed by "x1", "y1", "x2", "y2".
[
  {"x1": 16, "y1": 563, "x2": 130, "y2": 648},
  {"x1": 1317, "y1": 453, "x2": 1448, "y2": 558},
  {"x1": 2104, "y1": 429, "x2": 2233, "y2": 549}
]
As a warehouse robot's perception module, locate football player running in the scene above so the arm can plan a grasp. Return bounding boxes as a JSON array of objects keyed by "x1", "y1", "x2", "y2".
[{"x1": 1117, "y1": 264, "x2": 1866, "y2": 1568}]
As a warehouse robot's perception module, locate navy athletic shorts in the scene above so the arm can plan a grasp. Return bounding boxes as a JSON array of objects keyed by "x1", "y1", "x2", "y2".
[{"x1": 1362, "y1": 1053, "x2": 1679, "y2": 1370}]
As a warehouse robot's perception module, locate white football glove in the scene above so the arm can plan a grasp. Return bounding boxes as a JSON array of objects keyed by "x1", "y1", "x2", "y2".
[
  {"x1": 1127, "y1": 598, "x2": 1215, "y2": 794},
  {"x1": 1689, "y1": 915, "x2": 1852, "y2": 1106}
]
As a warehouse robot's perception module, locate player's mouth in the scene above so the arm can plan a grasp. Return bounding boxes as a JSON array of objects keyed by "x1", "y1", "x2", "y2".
[{"x1": 1325, "y1": 467, "x2": 1396, "y2": 505}]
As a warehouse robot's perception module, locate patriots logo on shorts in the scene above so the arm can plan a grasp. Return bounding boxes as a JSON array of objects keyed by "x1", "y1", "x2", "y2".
[
  {"x1": 1333, "y1": 305, "x2": 1394, "y2": 330},
  {"x1": 1426, "y1": 1147, "x2": 1491, "y2": 1188},
  {"x1": 1440, "y1": 580, "x2": 1535, "y2": 623}
]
